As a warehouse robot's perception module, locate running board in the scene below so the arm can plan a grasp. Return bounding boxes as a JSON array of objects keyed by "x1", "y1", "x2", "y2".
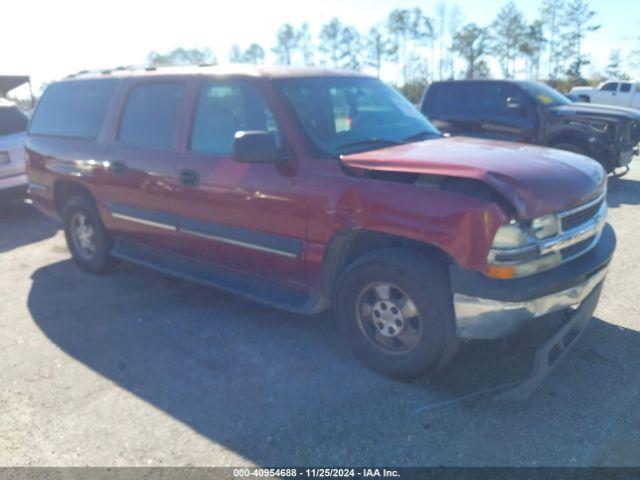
[{"x1": 110, "y1": 240, "x2": 328, "y2": 314}]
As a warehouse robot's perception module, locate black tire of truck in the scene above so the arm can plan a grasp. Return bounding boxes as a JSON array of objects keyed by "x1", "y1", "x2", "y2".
[
  {"x1": 62, "y1": 196, "x2": 117, "y2": 274},
  {"x1": 334, "y1": 247, "x2": 461, "y2": 381},
  {"x1": 552, "y1": 142, "x2": 615, "y2": 173}
]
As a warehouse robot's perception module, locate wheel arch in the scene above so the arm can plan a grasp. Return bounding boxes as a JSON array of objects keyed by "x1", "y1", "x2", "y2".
[
  {"x1": 53, "y1": 179, "x2": 96, "y2": 215},
  {"x1": 545, "y1": 131, "x2": 591, "y2": 153},
  {"x1": 321, "y1": 229, "x2": 455, "y2": 299}
]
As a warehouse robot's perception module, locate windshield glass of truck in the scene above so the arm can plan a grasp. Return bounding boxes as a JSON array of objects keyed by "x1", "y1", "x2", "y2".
[
  {"x1": 277, "y1": 77, "x2": 440, "y2": 156},
  {"x1": 518, "y1": 81, "x2": 570, "y2": 107}
]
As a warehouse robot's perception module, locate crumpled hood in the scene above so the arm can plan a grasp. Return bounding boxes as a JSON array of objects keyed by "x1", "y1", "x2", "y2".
[
  {"x1": 550, "y1": 103, "x2": 640, "y2": 120},
  {"x1": 341, "y1": 136, "x2": 606, "y2": 219}
]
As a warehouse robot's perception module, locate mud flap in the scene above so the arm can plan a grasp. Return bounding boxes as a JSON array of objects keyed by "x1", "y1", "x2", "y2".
[{"x1": 494, "y1": 282, "x2": 603, "y2": 401}]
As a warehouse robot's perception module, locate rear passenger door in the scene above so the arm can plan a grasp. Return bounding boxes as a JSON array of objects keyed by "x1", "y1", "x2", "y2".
[
  {"x1": 174, "y1": 78, "x2": 307, "y2": 287},
  {"x1": 103, "y1": 81, "x2": 186, "y2": 251}
]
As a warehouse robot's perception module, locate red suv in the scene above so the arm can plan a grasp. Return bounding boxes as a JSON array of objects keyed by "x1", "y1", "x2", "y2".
[{"x1": 26, "y1": 66, "x2": 615, "y2": 396}]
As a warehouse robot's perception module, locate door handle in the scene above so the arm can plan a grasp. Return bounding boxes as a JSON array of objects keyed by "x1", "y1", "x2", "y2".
[
  {"x1": 109, "y1": 161, "x2": 127, "y2": 175},
  {"x1": 179, "y1": 169, "x2": 200, "y2": 187}
]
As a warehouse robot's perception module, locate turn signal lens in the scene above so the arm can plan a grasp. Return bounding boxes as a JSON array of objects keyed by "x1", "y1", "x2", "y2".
[
  {"x1": 484, "y1": 252, "x2": 562, "y2": 279},
  {"x1": 484, "y1": 265, "x2": 517, "y2": 279}
]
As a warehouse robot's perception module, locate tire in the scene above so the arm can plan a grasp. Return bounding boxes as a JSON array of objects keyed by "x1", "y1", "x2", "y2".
[
  {"x1": 551, "y1": 142, "x2": 586, "y2": 156},
  {"x1": 334, "y1": 248, "x2": 460, "y2": 381},
  {"x1": 62, "y1": 195, "x2": 116, "y2": 274},
  {"x1": 552, "y1": 142, "x2": 615, "y2": 173}
]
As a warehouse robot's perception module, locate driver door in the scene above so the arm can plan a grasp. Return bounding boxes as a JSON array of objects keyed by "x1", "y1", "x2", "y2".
[{"x1": 173, "y1": 78, "x2": 307, "y2": 287}]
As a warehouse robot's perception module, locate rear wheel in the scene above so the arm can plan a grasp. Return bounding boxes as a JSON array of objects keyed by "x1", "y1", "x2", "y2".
[
  {"x1": 334, "y1": 248, "x2": 460, "y2": 380},
  {"x1": 62, "y1": 196, "x2": 115, "y2": 273}
]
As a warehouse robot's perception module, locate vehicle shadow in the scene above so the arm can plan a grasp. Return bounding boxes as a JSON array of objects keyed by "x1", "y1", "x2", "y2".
[
  {"x1": 607, "y1": 175, "x2": 640, "y2": 208},
  {"x1": 0, "y1": 200, "x2": 58, "y2": 253},
  {"x1": 27, "y1": 259, "x2": 640, "y2": 465}
]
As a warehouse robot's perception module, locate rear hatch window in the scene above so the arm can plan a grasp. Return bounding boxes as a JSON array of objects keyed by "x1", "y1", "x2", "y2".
[{"x1": 29, "y1": 78, "x2": 118, "y2": 140}]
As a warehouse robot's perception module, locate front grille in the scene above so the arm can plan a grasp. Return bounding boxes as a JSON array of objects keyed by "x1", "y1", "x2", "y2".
[
  {"x1": 560, "y1": 236, "x2": 595, "y2": 261},
  {"x1": 561, "y1": 197, "x2": 603, "y2": 232}
]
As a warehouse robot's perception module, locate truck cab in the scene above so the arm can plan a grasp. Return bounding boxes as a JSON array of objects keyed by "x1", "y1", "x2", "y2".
[
  {"x1": 422, "y1": 79, "x2": 640, "y2": 173},
  {"x1": 572, "y1": 81, "x2": 640, "y2": 109}
]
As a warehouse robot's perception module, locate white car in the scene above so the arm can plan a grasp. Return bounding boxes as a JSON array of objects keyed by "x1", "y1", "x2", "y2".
[
  {"x1": 0, "y1": 76, "x2": 30, "y2": 201},
  {"x1": 571, "y1": 80, "x2": 640, "y2": 109}
]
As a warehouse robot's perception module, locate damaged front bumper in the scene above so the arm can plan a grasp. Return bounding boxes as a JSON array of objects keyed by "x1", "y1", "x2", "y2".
[
  {"x1": 449, "y1": 223, "x2": 616, "y2": 341},
  {"x1": 453, "y1": 266, "x2": 607, "y2": 340}
]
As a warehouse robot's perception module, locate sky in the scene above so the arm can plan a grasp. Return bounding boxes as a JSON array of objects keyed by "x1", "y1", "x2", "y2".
[{"x1": 2, "y1": 0, "x2": 638, "y2": 93}]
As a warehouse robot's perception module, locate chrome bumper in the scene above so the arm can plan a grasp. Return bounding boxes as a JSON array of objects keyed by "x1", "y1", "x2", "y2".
[{"x1": 454, "y1": 266, "x2": 608, "y2": 340}]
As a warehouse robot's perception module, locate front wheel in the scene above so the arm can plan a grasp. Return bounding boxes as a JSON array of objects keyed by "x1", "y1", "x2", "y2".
[
  {"x1": 334, "y1": 248, "x2": 460, "y2": 380},
  {"x1": 62, "y1": 196, "x2": 116, "y2": 273}
]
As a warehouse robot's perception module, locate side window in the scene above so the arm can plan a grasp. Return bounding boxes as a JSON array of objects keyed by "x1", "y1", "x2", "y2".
[
  {"x1": 472, "y1": 84, "x2": 529, "y2": 116},
  {"x1": 190, "y1": 81, "x2": 281, "y2": 156},
  {"x1": 426, "y1": 84, "x2": 470, "y2": 117},
  {"x1": 29, "y1": 79, "x2": 118, "y2": 139},
  {"x1": 118, "y1": 82, "x2": 185, "y2": 150},
  {"x1": 620, "y1": 83, "x2": 632, "y2": 93},
  {"x1": 601, "y1": 82, "x2": 619, "y2": 92}
]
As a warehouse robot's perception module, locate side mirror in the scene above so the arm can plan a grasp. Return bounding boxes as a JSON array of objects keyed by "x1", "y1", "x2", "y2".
[
  {"x1": 506, "y1": 99, "x2": 529, "y2": 116},
  {"x1": 232, "y1": 131, "x2": 280, "y2": 164}
]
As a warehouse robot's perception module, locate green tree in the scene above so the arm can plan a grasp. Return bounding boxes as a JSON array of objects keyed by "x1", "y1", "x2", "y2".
[
  {"x1": 387, "y1": 9, "x2": 412, "y2": 82},
  {"x1": 319, "y1": 18, "x2": 344, "y2": 66},
  {"x1": 364, "y1": 25, "x2": 393, "y2": 76},
  {"x1": 147, "y1": 48, "x2": 216, "y2": 66},
  {"x1": 519, "y1": 20, "x2": 546, "y2": 79},
  {"x1": 298, "y1": 23, "x2": 315, "y2": 66},
  {"x1": 339, "y1": 26, "x2": 363, "y2": 70},
  {"x1": 540, "y1": 0, "x2": 566, "y2": 79},
  {"x1": 229, "y1": 45, "x2": 244, "y2": 63},
  {"x1": 491, "y1": 2, "x2": 526, "y2": 78},
  {"x1": 451, "y1": 23, "x2": 490, "y2": 79},
  {"x1": 605, "y1": 49, "x2": 629, "y2": 79},
  {"x1": 244, "y1": 43, "x2": 265, "y2": 65},
  {"x1": 273, "y1": 24, "x2": 297, "y2": 65},
  {"x1": 561, "y1": 0, "x2": 600, "y2": 81}
]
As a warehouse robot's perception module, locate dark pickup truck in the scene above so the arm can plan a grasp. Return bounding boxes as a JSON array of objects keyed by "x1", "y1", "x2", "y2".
[
  {"x1": 26, "y1": 67, "x2": 615, "y2": 398},
  {"x1": 420, "y1": 79, "x2": 640, "y2": 173}
]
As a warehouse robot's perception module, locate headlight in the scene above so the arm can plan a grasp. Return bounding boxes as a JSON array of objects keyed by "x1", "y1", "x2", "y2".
[
  {"x1": 491, "y1": 222, "x2": 529, "y2": 248},
  {"x1": 531, "y1": 214, "x2": 560, "y2": 239},
  {"x1": 486, "y1": 215, "x2": 562, "y2": 279}
]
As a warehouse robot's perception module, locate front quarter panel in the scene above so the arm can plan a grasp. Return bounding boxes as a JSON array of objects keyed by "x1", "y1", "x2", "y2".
[{"x1": 304, "y1": 162, "x2": 507, "y2": 277}]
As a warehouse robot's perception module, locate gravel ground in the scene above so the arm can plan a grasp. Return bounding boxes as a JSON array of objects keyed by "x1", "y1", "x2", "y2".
[{"x1": 1, "y1": 160, "x2": 639, "y2": 467}]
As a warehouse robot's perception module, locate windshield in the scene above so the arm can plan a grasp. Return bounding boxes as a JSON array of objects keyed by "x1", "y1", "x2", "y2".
[
  {"x1": 518, "y1": 81, "x2": 570, "y2": 107},
  {"x1": 276, "y1": 76, "x2": 440, "y2": 157}
]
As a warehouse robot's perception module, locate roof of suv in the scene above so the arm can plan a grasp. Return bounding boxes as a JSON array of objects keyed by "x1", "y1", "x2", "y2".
[{"x1": 65, "y1": 64, "x2": 370, "y2": 81}]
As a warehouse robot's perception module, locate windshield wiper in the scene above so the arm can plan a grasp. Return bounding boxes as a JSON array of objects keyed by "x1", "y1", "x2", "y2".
[{"x1": 402, "y1": 130, "x2": 442, "y2": 142}]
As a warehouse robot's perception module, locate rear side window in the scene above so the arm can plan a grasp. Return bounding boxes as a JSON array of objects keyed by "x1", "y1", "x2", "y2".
[
  {"x1": 425, "y1": 82, "x2": 531, "y2": 118},
  {"x1": 423, "y1": 83, "x2": 472, "y2": 117},
  {"x1": 190, "y1": 80, "x2": 280, "y2": 156},
  {"x1": 118, "y1": 83, "x2": 185, "y2": 150},
  {"x1": 0, "y1": 106, "x2": 28, "y2": 136},
  {"x1": 29, "y1": 79, "x2": 117, "y2": 139},
  {"x1": 620, "y1": 83, "x2": 632, "y2": 93}
]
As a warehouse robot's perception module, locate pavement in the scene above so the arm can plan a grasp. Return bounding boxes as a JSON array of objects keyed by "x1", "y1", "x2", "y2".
[{"x1": 1, "y1": 161, "x2": 640, "y2": 467}]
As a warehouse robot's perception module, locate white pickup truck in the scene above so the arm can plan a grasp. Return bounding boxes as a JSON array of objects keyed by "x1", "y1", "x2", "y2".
[{"x1": 571, "y1": 81, "x2": 640, "y2": 109}]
